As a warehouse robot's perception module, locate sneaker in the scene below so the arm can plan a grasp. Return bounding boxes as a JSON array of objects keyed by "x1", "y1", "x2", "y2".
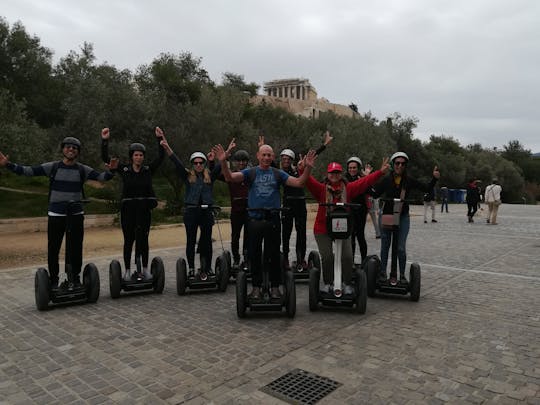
[
  {"x1": 486, "y1": 219, "x2": 490, "y2": 224},
  {"x1": 143, "y1": 270, "x2": 153, "y2": 280},
  {"x1": 399, "y1": 274, "x2": 408, "y2": 284},
  {"x1": 375, "y1": 235, "x2": 381, "y2": 239},
  {"x1": 188, "y1": 268, "x2": 195, "y2": 277},
  {"x1": 233, "y1": 258, "x2": 240, "y2": 268},
  {"x1": 431, "y1": 219, "x2": 438, "y2": 223},
  {"x1": 270, "y1": 287, "x2": 282, "y2": 299},
  {"x1": 343, "y1": 284, "x2": 354, "y2": 295},
  {"x1": 249, "y1": 287, "x2": 261, "y2": 299},
  {"x1": 389, "y1": 276, "x2": 398, "y2": 286},
  {"x1": 123, "y1": 269, "x2": 132, "y2": 281},
  {"x1": 424, "y1": 220, "x2": 427, "y2": 223},
  {"x1": 50, "y1": 278, "x2": 59, "y2": 290}
]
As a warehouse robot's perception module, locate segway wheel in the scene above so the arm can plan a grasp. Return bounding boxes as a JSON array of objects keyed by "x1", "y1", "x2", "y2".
[
  {"x1": 83, "y1": 263, "x2": 100, "y2": 303},
  {"x1": 355, "y1": 266, "x2": 367, "y2": 314},
  {"x1": 236, "y1": 270, "x2": 247, "y2": 318},
  {"x1": 151, "y1": 257, "x2": 165, "y2": 294},
  {"x1": 285, "y1": 270, "x2": 296, "y2": 318},
  {"x1": 35, "y1": 268, "x2": 50, "y2": 311},
  {"x1": 409, "y1": 263, "x2": 421, "y2": 302},
  {"x1": 109, "y1": 260, "x2": 122, "y2": 298},
  {"x1": 176, "y1": 258, "x2": 187, "y2": 295},
  {"x1": 308, "y1": 250, "x2": 321, "y2": 272},
  {"x1": 308, "y1": 267, "x2": 320, "y2": 311},
  {"x1": 366, "y1": 255, "x2": 380, "y2": 298},
  {"x1": 216, "y1": 253, "x2": 230, "y2": 292}
]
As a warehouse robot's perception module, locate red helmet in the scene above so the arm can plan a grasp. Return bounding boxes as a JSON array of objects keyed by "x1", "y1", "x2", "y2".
[{"x1": 327, "y1": 162, "x2": 343, "y2": 173}]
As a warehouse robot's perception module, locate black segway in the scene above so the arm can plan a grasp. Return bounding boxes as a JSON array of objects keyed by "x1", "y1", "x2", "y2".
[
  {"x1": 364, "y1": 198, "x2": 421, "y2": 301},
  {"x1": 176, "y1": 205, "x2": 230, "y2": 294},
  {"x1": 309, "y1": 203, "x2": 367, "y2": 313},
  {"x1": 236, "y1": 207, "x2": 296, "y2": 318},
  {"x1": 35, "y1": 200, "x2": 100, "y2": 311},
  {"x1": 109, "y1": 197, "x2": 165, "y2": 298}
]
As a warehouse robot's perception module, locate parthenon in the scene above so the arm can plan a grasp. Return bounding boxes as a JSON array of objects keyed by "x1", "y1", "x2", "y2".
[{"x1": 252, "y1": 78, "x2": 358, "y2": 119}]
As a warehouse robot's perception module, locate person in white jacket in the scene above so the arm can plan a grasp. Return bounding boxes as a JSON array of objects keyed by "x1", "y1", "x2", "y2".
[{"x1": 484, "y1": 179, "x2": 502, "y2": 225}]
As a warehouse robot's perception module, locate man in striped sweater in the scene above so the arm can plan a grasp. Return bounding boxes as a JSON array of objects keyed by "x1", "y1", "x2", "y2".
[{"x1": 0, "y1": 137, "x2": 117, "y2": 289}]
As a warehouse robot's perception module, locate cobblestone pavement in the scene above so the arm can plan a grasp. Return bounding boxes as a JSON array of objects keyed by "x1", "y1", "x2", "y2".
[{"x1": 1, "y1": 204, "x2": 539, "y2": 404}]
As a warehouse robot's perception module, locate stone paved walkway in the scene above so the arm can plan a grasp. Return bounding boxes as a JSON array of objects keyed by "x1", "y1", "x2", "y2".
[{"x1": 0, "y1": 204, "x2": 539, "y2": 404}]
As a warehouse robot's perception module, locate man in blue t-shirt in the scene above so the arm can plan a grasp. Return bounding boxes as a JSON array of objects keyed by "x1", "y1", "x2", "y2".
[{"x1": 214, "y1": 143, "x2": 317, "y2": 299}]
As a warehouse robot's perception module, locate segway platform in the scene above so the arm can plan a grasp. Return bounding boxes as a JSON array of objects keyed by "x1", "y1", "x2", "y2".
[
  {"x1": 109, "y1": 257, "x2": 165, "y2": 298},
  {"x1": 35, "y1": 263, "x2": 100, "y2": 311},
  {"x1": 365, "y1": 255, "x2": 421, "y2": 301},
  {"x1": 176, "y1": 252, "x2": 230, "y2": 294}
]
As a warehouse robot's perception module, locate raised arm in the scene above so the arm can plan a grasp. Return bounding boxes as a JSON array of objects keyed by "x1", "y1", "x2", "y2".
[
  {"x1": 212, "y1": 144, "x2": 244, "y2": 183},
  {"x1": 148, "y1": 126, "x2": 166, "y2": 173},
  {"x1": 286, "y1": 149, "x2": 317, "y2": 187},
  {"x1": 101, "y1": 127, "x2": 111, "y2": 163},
  {"x1": 161, "y1": 139, "x2": 188, "y2": 180}
]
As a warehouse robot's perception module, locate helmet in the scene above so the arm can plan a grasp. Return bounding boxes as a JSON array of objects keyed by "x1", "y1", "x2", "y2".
[
  {"x1": 390, "y1": 151, "x2": 409, "y2": 163},
  {"x1": 190, "y1": 152, "x2": 207, "y2": 163},
  {"x1": 61, "y1": 137, "x2": 81, "y2": 150},
  {"x1": 280, "y1": 148, "x2": 295, "y2": 160},
  {"x1": 327, "y1": 162, "x2": 343, "y2": 173},
  {"x1": 129, "y1": 143, "x2": 146, "y2": 156},
  {"x1": 346, "y1": 156, "x2": 362, "y2": 167},
  {"x1": 233, "y1": 149, "x2": 249, "y2": 161}
]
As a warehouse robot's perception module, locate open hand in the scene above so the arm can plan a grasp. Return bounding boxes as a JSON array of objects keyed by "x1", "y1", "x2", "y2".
[
  {"x1": 433, "y1": 165, "x2": 440, "y2": 179},
  {"x1": 0, "y1": 151, "x2": 9, "y2": 167},
  {"x1": 380, "y1": 157, "x2": 390, "y2": 174},
  {"x1": 212, "y1": 144, "x2": 228, "y2": 162}
]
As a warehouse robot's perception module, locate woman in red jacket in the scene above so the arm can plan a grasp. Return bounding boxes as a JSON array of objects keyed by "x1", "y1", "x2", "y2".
[{"x1": 300, "y1": 158, "x2": 389, "y2": 294}]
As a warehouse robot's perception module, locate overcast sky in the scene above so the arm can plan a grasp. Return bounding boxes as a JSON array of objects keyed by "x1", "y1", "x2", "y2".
[{"x1": 3, "y1": 0, "x2": 540, "y2": 152}]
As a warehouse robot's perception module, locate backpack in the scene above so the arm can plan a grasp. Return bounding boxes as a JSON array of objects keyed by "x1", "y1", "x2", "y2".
[{"x1": 48, "y1": 161, "x2": 87, "y2": 201}]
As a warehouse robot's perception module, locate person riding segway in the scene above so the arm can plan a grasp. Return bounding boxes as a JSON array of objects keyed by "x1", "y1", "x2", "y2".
[
  {"x1": 0, "y1": 137, "x2": 117, "y2": 310},
  {"x1": 161, "y1": 140, "x2": 230, "y2": 294},
  {"x1": 212, "y1": 141, "x2": 317, "y2": 318},
  {"x1": 300, "y1": 158, "x2": 389, "y2": 312},
  {"x1": 101, "y1": 127, "x2": 166, "y2": 298},
  {"x1": 365, "y1": 152, "x2": 440, "y2": 301}
]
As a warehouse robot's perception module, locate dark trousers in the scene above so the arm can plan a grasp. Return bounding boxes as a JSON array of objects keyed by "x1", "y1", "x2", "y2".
[
  {"x1": 281, "y1": 202, "x2": 307, "y2": 263},
  {"x1": 230, "y1": 210, "x2": 249, "y2": 262},
  {"x1": 184, "y1": 208, "x2": 214, "y2": 270},
  {"x1": 440, "y1": 198, "x2": 449, "y2": 212},
  {"x1": 248, "y1": 216, "x2": 281, "y2": 288},
  {"x1": 48, "y1": 214, "x2": 84, "y2": 281},
  {"x1": 351, "y1": 207, "x2": 368, "y2": 261},
  {"x1": 467, "y1": 202, "x2": 478, "y2": 218},
  {"x1": 121, "y1": 206, "x2": 152, "y2": 270}
]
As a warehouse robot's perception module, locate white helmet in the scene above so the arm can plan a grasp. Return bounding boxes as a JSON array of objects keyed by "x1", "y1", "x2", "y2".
[
  {"x1": 190, "y1": 152, "x2": 207, "y2": 163},
  {"x1": 280, "y1": 149, "x2": 295, "y2": 160},
  {"x1": 347, "y1": 156, "x2": 362, "y2": 167},
  {"x1": 390, "y1": 151, "x2": 409, "y2": 163}
]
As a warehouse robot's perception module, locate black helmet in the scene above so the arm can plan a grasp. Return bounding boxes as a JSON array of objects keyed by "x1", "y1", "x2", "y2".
[
  {"x1": 129, "y1": 143, "x2": 146, "y2": 157},
  {"x1": 233, "y1": 149, "x2": 250, "y2": 161},
  {"x1": 61, "y1": 136, "x2": 81, "y2": 150}
]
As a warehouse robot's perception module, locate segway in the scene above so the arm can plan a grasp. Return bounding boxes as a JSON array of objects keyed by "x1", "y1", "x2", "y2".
[
  {"x1": 176, "y1": 205, "x2": 230, "y2": 294},
  {"x1": 309, "y1": 203, "x2": 367, "y2": 313},
  {"x1": 364, "y1": 198, "x2": 421, "y2": 301},
  {"x1": 35, "y1": 200, "x2": 100, "y2": 311},
  {"x1": 109, "y1": 197, "x2": 165, "y2": 298},
  {"x1": 236, "y1": 207, "x2": 296, "y2": 318}
]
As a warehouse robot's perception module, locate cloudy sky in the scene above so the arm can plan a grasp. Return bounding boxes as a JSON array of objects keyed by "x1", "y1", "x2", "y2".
[{"x1": 3, "y1": 0, "x2": 540, "y2": 152}]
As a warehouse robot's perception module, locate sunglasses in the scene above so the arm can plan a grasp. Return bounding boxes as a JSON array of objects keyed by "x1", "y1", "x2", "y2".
[
  {"x1": 394, "y1": 161, "x2": 407, "y2": 167},
  {"x1": 193, "y1": 161, "x2": 205, "y2": 166}
]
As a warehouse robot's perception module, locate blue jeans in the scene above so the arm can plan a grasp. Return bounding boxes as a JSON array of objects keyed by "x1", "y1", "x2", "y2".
[{"x1": 379, "y1": 213, "x2": 410, "y2": 276}]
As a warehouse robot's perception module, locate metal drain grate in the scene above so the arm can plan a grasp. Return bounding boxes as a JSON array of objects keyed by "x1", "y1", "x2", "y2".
[{"x1": 261, "y1": 368, "x2": 341, "y2": 404}]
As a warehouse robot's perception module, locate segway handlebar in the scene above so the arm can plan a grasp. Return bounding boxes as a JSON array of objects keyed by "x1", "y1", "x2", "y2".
[
  {"x1": 319, "y1": 202, "x2": 363, "y2": 208},
  {"x1": 247, "y1": 207, "x2": 289, "y2": 212},
  {"x1": 121, "y1": 197, "x2": 158, "y2": 202}
]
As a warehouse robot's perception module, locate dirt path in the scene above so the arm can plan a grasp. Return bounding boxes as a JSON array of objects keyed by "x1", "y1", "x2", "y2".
[{"x1": 0, "y1": 214, "x2": 318, "y2": 270}]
